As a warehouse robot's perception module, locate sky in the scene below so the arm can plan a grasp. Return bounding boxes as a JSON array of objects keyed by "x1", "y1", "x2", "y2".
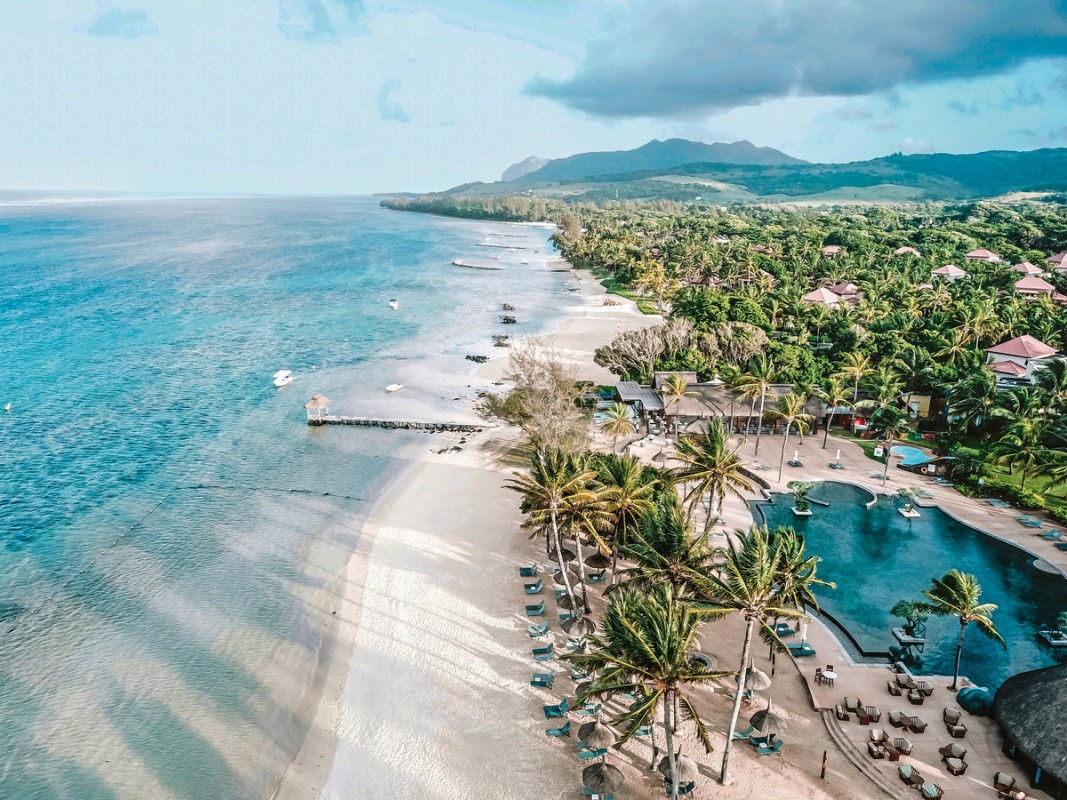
[{"x1": 1, "y1": 0, "x2": 1066, "y2": 194}]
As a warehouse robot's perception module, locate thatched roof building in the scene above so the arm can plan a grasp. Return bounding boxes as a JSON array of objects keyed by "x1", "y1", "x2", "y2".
[{"x1": 994, "y1": 663, "x2": 1067, "y2": 798}]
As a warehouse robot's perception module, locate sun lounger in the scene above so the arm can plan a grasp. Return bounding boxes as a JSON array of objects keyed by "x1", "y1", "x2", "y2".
[
  {"x1": 582, "y1": 789, "x2": 614, "y2": 800},
  {"x1": 525, "y1": 601, "x2": 546, "y2": 617},
  {"x1": 920, "y1": 782, "x2": 944, "y2": 798},
  {"x1": 732, "y1": 725, "x2": 755, "y2": 740},
  {"x1": 570, "y1": 669, "x2": 589, "y2": 681},
  {"x1": 519, "y1": 563, "x2": 539, "y2": 577},
  {"x1": 528, "y1": 622, "x2": 550, "y2": 637},
  {"x1": 775, "y1": 622, "x2": 796, "y2": 637},
  {"x1": 749, "y1": 734, "x2": 771, "y2": 747},
  {"x1": 589, "y1": 570, "x2": 607, "y2": 583},
  {"x1": 829, "y1": 462, "x2": 845, "y2": 470},
  {"x1": 577, "y1": 703, "x2": 602, "y2": 717},
  {"x1": 914, "y1": 490, "x2": 933, "y2": 499},
  {"x1": 788, "y1": 643, "x2": 816, "y2": 657},
  {"x1": 788, "y1": 459, "x2": 803, "y2": 467},
  {"x1": 755, "y1": 738, "x2": 783, "y2": 756},
  {"x1": 566, "y1": 636, "x2": 588, "y2": 653},
  {"x1": 554, "y1": 587, "x2": 567, "y2": 600},
  {"x1": 1055, "y1": 542, "x2": 1067, "y2": 551},
  {"x1": 545, "y1": 720, "x2": 570, "y2": 737},
  {"x1": 559, "y1": 611, "x2": 575, "y2": 623},
  {"x1": 532, "y1": 643, "x2": 554, "y2": 661},
  {"x1": 543, "y1": 698, "x2": 570, "y2": 718},
  {"x1": 1041, "y1": 530, "x2": 1063, "y2": 540},
  {"x1": 578, "y1": 747, "x2": 608, "y2": 760},
  {"x1": 531, "y1": 669, "x2": 555, "y2": 688},
  {"x1": 633, "y1": 723, "x2": 651, "y2": 736},
  {"x1": 524, "y1": 579, "x2": 544, "y2": 594},
  {"x1": 663, "y1": 779, "x2": 695, "y2": 796}
]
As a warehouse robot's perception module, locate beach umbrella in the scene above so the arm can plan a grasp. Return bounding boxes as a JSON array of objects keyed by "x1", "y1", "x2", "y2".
[
  {"x1": 578, "y1": 715, "x2": 618, "y2": 750},
  {"x1": 742, "y1": 666, "x2": 773, "y2": 692},
  {"x1": 582, "y1": 763, "x2": 625, "y2": 795},
  {"x1": 657, "y1": 752, "x2": 699, "y2": 783},
  {"x1": 556, "y1": 594, "x2": 578, "y2": 610},
  {"x1": 750, "y1": 699, "x2": 788, "y2": 734},
  {"x1": 585, "y1": 551, "x2": 612, "y2": 570},
  {"x1": 563, "y1": 616, "x2": 597, "y2": 635},
  {"x1": 553, "y1": 568, "x2": 581, "y2": 586},
  {"x1": 560, "y1": 547, "x2": 577, "y2": 562}
]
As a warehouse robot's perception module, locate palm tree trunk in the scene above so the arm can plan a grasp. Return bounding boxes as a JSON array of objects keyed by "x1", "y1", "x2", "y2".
[
  {"x1": 777, "y1": 427, "x2": 792, "y2": 482},
  {"x1": 550, "y1": 506, "x2": 577, "y2": 609},
  {"x1": 720, "y1": 615, "x2": 756, "y2": 785},
  {"x1": 664, "y1": 695, "x2": 679, "y2": 799},
  {"x1": 952, "y1": 623, "x2": 966, "y2": 691},
  {"x1": 853, "y1": 377, "x2": 860, "y2": 403},
  {"x1": 754, "y1": 391, "x2": 768, "y2": 456},
  {"x1": 574, "y1": 529, "x2": 591, "y2": 614},
  {"x1": 823, "y1": 408, "x2": 836, "y2": 448},
  {"x1": 649, "y1": 708, "x2": 659, "y2": 769},
  {"x1": 882, "y1": 441, "x2": 891, "y2": 488}
]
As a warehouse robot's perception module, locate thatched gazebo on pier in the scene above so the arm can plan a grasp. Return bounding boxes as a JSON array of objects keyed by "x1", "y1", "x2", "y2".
[
  {"x1": 994, "y1": 663, "x2": 1067, "y2": 798},
  {"x1": 304, "y1": 394, "x2": 331, "y2": 425}
]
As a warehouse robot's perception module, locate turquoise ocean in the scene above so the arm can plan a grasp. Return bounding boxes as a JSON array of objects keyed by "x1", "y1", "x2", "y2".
[{"x1": 0, "y1": 197, "x2": 571, "y2": 799}]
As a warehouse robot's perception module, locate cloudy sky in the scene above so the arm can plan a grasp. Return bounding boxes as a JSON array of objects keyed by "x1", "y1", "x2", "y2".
[{"x1": 2, "y1": 0, "x2": 1066, "y2": 193}]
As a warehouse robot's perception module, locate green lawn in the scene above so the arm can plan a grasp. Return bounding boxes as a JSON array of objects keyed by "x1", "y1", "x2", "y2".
[{"x1": 591, "y1": 269, "x2": 660, "y2": 315}]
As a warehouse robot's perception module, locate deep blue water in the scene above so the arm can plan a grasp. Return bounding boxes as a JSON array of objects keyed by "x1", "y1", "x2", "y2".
[
  {"x1": 754, "y1": 481, "x2": 1067, "y2": 689},
  {"x1": 0, "y1": 197, "x2": 569, "y2": 799}
]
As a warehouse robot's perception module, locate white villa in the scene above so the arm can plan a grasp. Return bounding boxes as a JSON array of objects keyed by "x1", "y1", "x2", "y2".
[
  {"x1": 965, "y1": 248, "x2": 1002, "y2": 263},
  {"x1": 802, "y1": 286, "x2": 843, "y2": 307},
  {"x1": 1011, "y1": 261, "x2": 1046, "y2": 277},
  {"x1": 986, "y1": 335, "x2": 1059, "y2": 386},
  {"x1": 931, "y1": 264, "x2": 968, "y2": 282}
]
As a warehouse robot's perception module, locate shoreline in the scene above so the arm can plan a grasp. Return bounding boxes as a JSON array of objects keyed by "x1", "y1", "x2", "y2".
[{"x1": 273, "y1": 237, "x2": 659, "y2": 799}]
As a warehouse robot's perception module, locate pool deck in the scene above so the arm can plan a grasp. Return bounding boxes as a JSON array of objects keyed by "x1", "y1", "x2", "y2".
[{"x1": 615, "y1": 430, "x2": 1060, "y2": 798}]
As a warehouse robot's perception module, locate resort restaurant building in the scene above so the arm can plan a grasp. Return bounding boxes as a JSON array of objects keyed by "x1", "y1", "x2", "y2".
[{"x1": 994, "y1": 664, "x2": 1067, "y2": 799}]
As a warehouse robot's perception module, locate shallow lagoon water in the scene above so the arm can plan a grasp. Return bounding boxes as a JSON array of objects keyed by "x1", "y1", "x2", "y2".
[{"x1": 754, "y1": 481, "x2": 1067, "y2": 688}]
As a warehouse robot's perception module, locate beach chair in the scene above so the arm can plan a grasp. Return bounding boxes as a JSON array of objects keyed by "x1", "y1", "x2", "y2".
[
  {"x1": 888, "y1": 710, "x2": 907, "y2": 728},
  {"x1": 919, "y1": 782, "x2": 944, "y2": 799},
  {"x1": 892, "y1": 737, "x2": 913, "y2": 755},
  {"x1": 633, "y1": 723, "x2": 652, "y2": 737},
  {"x1": 532, "y1": 643, "x2": 554, "y2": 661},
  {"x1": 887, "y1": 680, "x2": 902, "y2": 696},
  {"x1": 869, "y1": 728, "x2": 888, "y2": 744},
  {"x1": 756, "y1": 738, "x2": 783, "y2": 756},
  {"x1": 545, "y1": 721, "x2": 571, "y2": 737},
  {"x1": 531, "y1": 669, "x2": 555, "y2": 688},
  {"x1": 566, "y1": 636, "x2": 588, "y2": 653},
  {"x1": 1056, "y1": 541, "x2": 1067, "y2": 551},
  {"x1": 750, "y1": 734, "x2": 771, "y2": 747},
  {"x1": 731, "y1": 725, "x2": 755, "y2": 740},
  {"x1": 867, "y1": 741, "x2": 886, "y2": 759},
  {"x1": 570, "y1": 669, "x2": 590, "y2": 681},
  {"x1": 788, "y1": 643, "x2": 816, "y2": 657},
  {"x1": 895, "y1": 674, "x2": 918, "y2": 690},
  {"x1": 578, "y1": 747, "x2": 608, "y2": 760},
  {"x1": 897, "y1": 764, "x2": 924, "y2": 787},
  {"x1": 663, "y1": 779, "x2": 695, "y2": 796},
  {"x1": 906, "y1": 688, "x2": 925, "y2": 705},
  {"x1": 907, "y1": 716, "x2": 927, "y2": 734},
  {"x1": 775, "y1": 621, "x2": 796, "y2": 637},
  {"x1": 559, "y1": 611, "x2": 576, "y2": 624},
  {"x1": 939, "y1": 742, "x2": 967, "y2": 761},
  {"x1": 844, "y1": 697, "x2": 864, "y2": 714},
  {"x1": 582, "y1": 789, "x2": 614, "y2": 800},
  {"x1": 589, "y1": 570, "x2": 607, "y2": 583},
  {"x1": 525, "y1": 601, "x2": 546, "y2": 617},
  {"x1": 577, "y1": 703, "x2": 602, "y2": 717},
  {"x1": 1040, "y1": 530, "x2": 1063, "y2": 540},
  {"x1": 528, "y1": 622, "x2": 550, "y2": 637},
  {"x1": 554, "y1": 587, "x2": 567, "y2": 600},
  {"x1": 994, "y1": 772, "x2": 1017, "y2": 798},
  {"x1": 519, "y1": 563, "x2": 539, "y2": 577},
  {"x1": 834, "y1": 704, "x2": 850, "y2": 721},
  {"x1": 542, "y1": 698, "x2": 570, "y2": 718},
  {"x1": 524, "y1": 579, "x2": 544, "y2": 594}
]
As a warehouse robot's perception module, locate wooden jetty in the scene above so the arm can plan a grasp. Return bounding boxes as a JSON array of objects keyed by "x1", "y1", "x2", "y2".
[
  {"x1": 311, "y1": 415, "x2": 486, "y2": 432},
  {"x1": 476, "y1": 242, "x2": 526, "y2": 250},
  {"x1": 452, "y1": 260, "x2": 503, "y2": 271}
]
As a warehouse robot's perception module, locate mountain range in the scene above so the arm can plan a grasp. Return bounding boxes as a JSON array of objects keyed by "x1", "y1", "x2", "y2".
[{"x1": 440, "y1": 138, "x2": 1067, "y2": 203}]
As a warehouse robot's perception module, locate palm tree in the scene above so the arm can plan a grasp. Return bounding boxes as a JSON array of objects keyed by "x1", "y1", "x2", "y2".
[
  {"x1": 673, "y1": 420, "x2": 753, "y2": 527},
  {"x1": 599, "y1": 402, "x2": 637, "y2": 453},
  {"x1": 595, "y1": 453, "x2": 657, "y2": 583},
  {"x1": 615, "y1": 493, "x2": 719, "y2": 604},
  {"x1": 695, "y1": 526, "x2": 823, "y2": 786},
  {"x1": 765, "y1": 393, "x2": 813, "y2": 482},
  {"x1": 662, "y1": 374, "x2": 698, "y2": 435},
  {"x1": 947, "y1": 369, "x2": 1003, "y2": 433},
  {"x1": 818, "y1": 378, "x2": 852, "y2": 449},
  {"x1": 556, "y1": 460, "x2": 613, "y2": 613},
  {"x1": 989, "y1": 417, "x2": 1055, "y2": 491},
  {"x1": 836, "y1": 352, "x2": 873, "y2": 402},
  {"x1": 507, "y1": 450, "x2": 596, "y2": 610},
  {"x1": 566, "y1": 587, "x2": 728, "y2": 798},
  {"x1": 867, "y1": 406, "x2": 910, "y2": 488},
  {"x1": 919, "y1": 570, "x2": 1004, "y2": 691},
  {"x1": 736, "y1": 355, "x2": 776, "y2": 456}
]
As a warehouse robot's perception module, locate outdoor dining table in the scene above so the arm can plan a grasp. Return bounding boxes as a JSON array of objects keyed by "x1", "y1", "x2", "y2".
[{"x1": 822, "y1": 670, "x2": 837, "y2": 687}]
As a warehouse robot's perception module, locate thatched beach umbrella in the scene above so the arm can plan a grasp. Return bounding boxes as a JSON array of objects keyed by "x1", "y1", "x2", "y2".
[
  {"x1": 556, "y1": 594, "x2": 578, "y2": 610},
  {"x1": 582, "y1": 763, "x2": 625, "y2": 795},
  {"x1": 559, "y1": 546, "x2": 577, "y2": 562},
  {"x1": 585, "y1": 551, "x2": 612, "y2": 570},
  {"x1": 304, "y1": 394, "x2": 331, "y2": 422},
  {"x1": 562, "y1": 616, "x2": 597, "y2": 635},
  {"x1": 742, "y1": 666, "x2": 773, "y2": 692},
  {"x1": 750, "y1": 699, "x2": 788, "y2": 734},
  {"x1": 578, "y1": 715, "x2": 618, "y2": 750},
  {"x1": 553, "y1": 568, "x2": 580, "y2": 586},
  {"x1": 657, "y1": 752, "x2": 699, "y2": 783}
]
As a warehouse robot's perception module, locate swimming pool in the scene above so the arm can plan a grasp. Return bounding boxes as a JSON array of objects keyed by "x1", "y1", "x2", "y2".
[
  {"x1": 890, "y1": 445, "x2": 933, "y2": 466},
  {"x1": 753, "y1": 481, "x2": 1067, "y2": 689}
]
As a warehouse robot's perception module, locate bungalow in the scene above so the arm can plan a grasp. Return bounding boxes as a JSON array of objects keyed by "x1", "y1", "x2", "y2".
[
  {"x1": 802, "y1": 287, "x2": 843, "y2": 308},
  {"x1": 894, "y1": 246, "x2": 921, "y2": 257},
  {"x1": 965, "y1": 248, "x2": 1001, "y2": 263},
  {"x1": 931, "y1": 264, "x2": 968, "y2": 283},
  {"x1": 829, "y1": 281, "x2": 861, "y2": 299},
  {"x1": 1049, "y1": 252, "x2": 1067, "y2": 273},
  {"x1": 1014, "y1": 275, "x2": 1057, "y2": 298},
  {"x1": 1011, "y1": 261, "x2": 1046, "y2": 277},
  {"x1": 753, "y1": 244, "x2": 775, "y2": 255},
  {"x1": 822, "y1": 245, "x2": 843, "y2": 257},
  {"x1": 712, "y1": 235, "x2": 731, "y2": 245},
  {"x1": 986, "y1": 335, "x2": 1059, "y2": 386}
]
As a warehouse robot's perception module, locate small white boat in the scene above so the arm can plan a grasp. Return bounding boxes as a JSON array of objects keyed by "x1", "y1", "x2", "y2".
[
  {"x1": 273, "y1": 370, "x2": 293, "y2": 388},
  {"x1": 1039, "y1": 625, "x2": 1067, "y2": 647},
  {"x1": 389, "y1": 299, "x2": 399, "y2": 309},
  {"x1": 385, "y1": 383, "x2": 403, "y2": 393}
]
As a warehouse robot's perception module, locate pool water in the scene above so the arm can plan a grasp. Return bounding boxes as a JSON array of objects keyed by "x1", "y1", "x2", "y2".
[
  {"x1": 754, "y1": 481, "x2": 1067, "y2": 689},
  {"x1": 890, "y1": 445, "x2": 933, "y2": 466}
]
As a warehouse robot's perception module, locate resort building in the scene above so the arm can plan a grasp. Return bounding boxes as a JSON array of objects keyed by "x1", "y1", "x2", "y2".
[
  {"x1": 752, "y1": 244, "x2": 775, "y2": 255},
  {"x1": 931, "y1": 264, "x2": 968, "y2": 282},
  {"x1": 994, "y1": 664, "x2": 1067, "y2": 799},
  {"x1": 802, "y1": 286, "x2": 843, "y2": 307},
  {"x1": 965, "y1": 248, "x2": 1002, "y2": 263},
  {"x1": 1014, "y1": 275, "x2": 1057, "y2": 297},
  {"x1": 1012, "y1": 261, "x2": 1047, "y2": 277},
  {"x1": 986, "y1": 335, "x2": 1059, "y2": 386},
  {"x1": 828, "y1": 281, "x2": 860, "y2": 299},
  {"x1": 821, "y1": 245, "x2": 843, "y2": 257},
  {"x1": 1048, "y1": 252, "x2": 1067, "y2": 272},
  {"x1": 894, "y1": 246, "x2": 921, "y2": 257}
]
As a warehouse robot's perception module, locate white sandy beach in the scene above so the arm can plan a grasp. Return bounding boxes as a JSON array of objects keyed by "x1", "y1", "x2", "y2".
[{"x1": 275, "y1": 262, "x2": 904, "y2": 800}]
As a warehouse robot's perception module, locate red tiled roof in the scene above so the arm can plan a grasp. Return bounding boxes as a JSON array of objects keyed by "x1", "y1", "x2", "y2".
[
  {"x1": 822, "y1": 245, "x2": 842, "y2": 255},
  {"x1": 1014, "y1": 276, "x2": 1055, "y2": 293},
  {"x1": 932, "y1": 264, "x2": 967, "y2": 276},
  {"x1": 1048, "y1": 252, "x2": 1067, "y2": 266},
  {"x1": 989, "y1": 361, "x2": 1029, "y2": 376},
  {"x1": 894, "y1": 246, "x2": 921, "y2": 256},
  {"x1": 802, "y1": 287, "x2": 842, "y2": 304},
  {"x1": 965, "y1": 248, "x2": 1000, "y2": 260},
  {"x1": 830, "y1": 282, "x2": 860, "y2": 295},
  {"x1": 987, "y1": 334, "x2": 1057, "y2": 359},
  {"x1": 1012, "y1": 262, "x2": 1044, "y2": 274}
]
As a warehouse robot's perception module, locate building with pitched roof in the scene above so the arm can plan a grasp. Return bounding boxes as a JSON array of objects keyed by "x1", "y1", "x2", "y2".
[{"x1": 986, "y1": 335, "x2": 1060, "y2": 386}]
